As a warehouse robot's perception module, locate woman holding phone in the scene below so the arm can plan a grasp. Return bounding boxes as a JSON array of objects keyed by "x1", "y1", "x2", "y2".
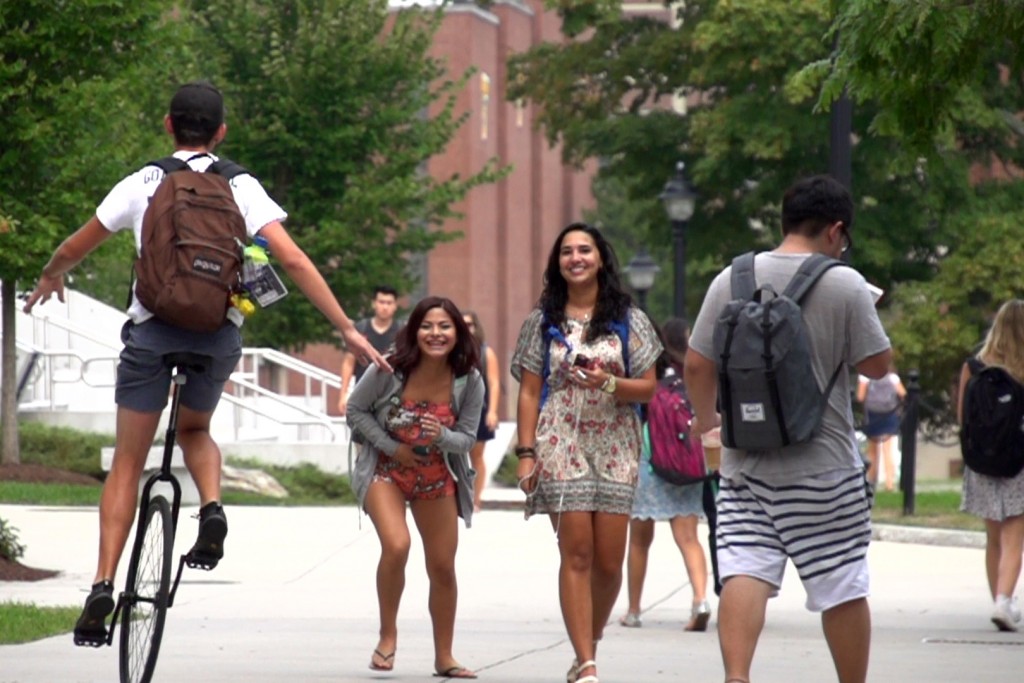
[
  {"x1": 347, "y1": 296, "x2": 484, "y2": 679},
  {"x1": 510, "y1": 223, "x2": 661, "y2": 683}
]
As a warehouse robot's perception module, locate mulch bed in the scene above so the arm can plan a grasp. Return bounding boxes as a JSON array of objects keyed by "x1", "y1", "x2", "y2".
[
  {"x1": 0, "y1": 463, "x2": 101, "y2": 486},
  {"x1": 1, "y1": 462, "x2": 97, "y2": 582},
  {"x1": 0, "y1": 556, "x2": 58, "y2": 582}
]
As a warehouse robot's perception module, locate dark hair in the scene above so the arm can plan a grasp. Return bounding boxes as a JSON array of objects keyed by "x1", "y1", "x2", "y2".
[
  {"x1": 373, "y1": 285, "x2": 398, "y2": 299},
  {"x1": 388, "y1": 296, "x2": 479, "y2": 376},
  {"x1": 169, "y1": 81, "x2": 225, "y2": 147},
  {"x1": 659, "y1": 317, "x2": 689, "y2": 376},
  {"x1": 781, "y1": 175, "x2": 854, "y2": 239},
  {"x1": 538, "y1": 222, "x2": 632, "y2": 343},
  {"x1": 463, "y1": 309, "x2": 486, "y2": 345}
]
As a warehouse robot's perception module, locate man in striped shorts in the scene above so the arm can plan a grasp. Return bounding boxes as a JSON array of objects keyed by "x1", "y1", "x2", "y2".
[{"x1": 684, "y1": 175, "x2": 892, "y2": 683}]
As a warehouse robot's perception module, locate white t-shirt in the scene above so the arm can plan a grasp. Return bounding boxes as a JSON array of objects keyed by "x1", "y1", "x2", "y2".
[
  {"x1": 689, "y1": 251, "x2": 891, "y2": 480},
  {"x1": 95, "y1": 150, "x2": 287, "y2": 323}
]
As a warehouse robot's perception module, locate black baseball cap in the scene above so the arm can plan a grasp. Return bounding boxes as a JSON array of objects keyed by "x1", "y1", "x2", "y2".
[{"x1": 169, "y1": 81, "x2": 224, "y2": 126}]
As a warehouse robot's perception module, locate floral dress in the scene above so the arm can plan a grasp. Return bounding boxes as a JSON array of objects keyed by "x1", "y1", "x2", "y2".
[{"x1": 510, "y1": 307, "x2": 662, "y2": 517}]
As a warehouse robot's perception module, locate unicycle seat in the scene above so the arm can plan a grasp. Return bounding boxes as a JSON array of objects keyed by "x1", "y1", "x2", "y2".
[{"x1": 163, "y1": 352, "x2": 213, "y2": 374}]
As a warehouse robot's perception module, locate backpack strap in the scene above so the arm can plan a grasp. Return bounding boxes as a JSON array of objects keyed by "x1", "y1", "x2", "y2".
[
  {"x1": 539, "y1": 311, "x2": 633, "y2": 413},
  {"x1": 539, "y1": 315, "x2": 566, "y2": 411},
  {"x1": 966, "y1": 357, "x2": 984, "y2": 376},
  {"x1": 782, "y1": 253, "x2": 845, "y2": 303},
  {"x1": 779, "y1": 253, "x2": 846, "y2": 445},
  {"x1": 208, "y1": 158, "x2": 249, "y2": 181},
  {"x1": 147, "y1": 156, "x2": 190, "y2": 174},
  {"x1": 729, "y1": 252, "x2": 757, "y2": 300},
  {"x1": 145, "y1": 155, "x2": 249, "y2": 180}
]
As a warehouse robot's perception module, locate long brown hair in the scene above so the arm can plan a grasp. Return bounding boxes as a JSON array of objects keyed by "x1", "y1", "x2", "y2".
[{"x1": 388, "y1": 296, "x2": 479, "y2": 376}]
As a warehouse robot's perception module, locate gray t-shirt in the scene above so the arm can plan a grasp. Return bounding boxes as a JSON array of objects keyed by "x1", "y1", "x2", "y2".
[{"x1": 689, "y1": 251, "x2": 891, "y2": 480}]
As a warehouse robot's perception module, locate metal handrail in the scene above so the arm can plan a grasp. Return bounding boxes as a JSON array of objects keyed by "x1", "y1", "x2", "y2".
[{"x1": 14, "y1": 329, "x2": 347, "y2": 443}]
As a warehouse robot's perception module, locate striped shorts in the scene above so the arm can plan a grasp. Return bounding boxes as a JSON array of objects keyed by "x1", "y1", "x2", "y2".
[{"x1": 716, "y1": 469, "x2": 873, "y2": 612}]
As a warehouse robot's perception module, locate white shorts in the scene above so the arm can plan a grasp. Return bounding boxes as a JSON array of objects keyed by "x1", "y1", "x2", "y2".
[{"x1": 716, "y1": 469, "x2": 872, "y2": 612}]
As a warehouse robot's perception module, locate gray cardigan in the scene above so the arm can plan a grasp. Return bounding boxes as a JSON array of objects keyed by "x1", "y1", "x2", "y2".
[{"x1": 346, "y1": 364, "x2": 485, "y2": 527}]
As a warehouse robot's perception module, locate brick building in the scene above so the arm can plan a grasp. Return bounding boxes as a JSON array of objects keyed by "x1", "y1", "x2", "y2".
[{"x1": 302, "y1": 0, "x2": 619, "y2": 418}]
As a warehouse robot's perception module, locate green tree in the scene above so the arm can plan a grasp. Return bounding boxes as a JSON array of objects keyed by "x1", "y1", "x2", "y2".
[
  {"x1": 508, "y1": 0, "x2": 967, "y2": 312},
  {"x1": 187, "y1": 0, "x2": 503, "y2": 348},
  {"x1": 511, "y1": 0, "x2": 1024, "y2": 428},
  {"x1": 822, "y1": 0, "x2": 1024, "y2": 153},
  {"x1": 0, "y1": 1, "x2": 191, "y2": 464}
]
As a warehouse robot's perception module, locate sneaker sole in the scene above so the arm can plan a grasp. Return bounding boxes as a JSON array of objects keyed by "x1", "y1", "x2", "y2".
[
  {"x1": 74, "y1": 592, "x2": 115, "y2": 646},
  {"x1": 992, "y1": 614, "x2": 1019, "y2": 632}
]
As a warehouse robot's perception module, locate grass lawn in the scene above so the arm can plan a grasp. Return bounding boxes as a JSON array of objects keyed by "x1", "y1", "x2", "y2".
[
  {"x1": 0, "y1": 602, "x2": 80, "y2": 645},
  {"x1": 0, "y1": 482, "x2": 102, "y2": 506},
  {"x1": 871, "y1": 488, "x2": 983, "y2": 532}
]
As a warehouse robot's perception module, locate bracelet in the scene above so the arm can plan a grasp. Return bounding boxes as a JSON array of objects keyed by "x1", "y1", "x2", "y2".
[
  {"x1": 600, "y1": 374, "x2": 618, "y2": 394},
  {"x1": 514, "y1": 446, "x2": 536, "y2": 458}
]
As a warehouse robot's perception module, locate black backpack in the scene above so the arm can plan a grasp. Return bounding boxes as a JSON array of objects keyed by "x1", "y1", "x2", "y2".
[{"x1": 960, "y1": 358, "x2": 1024, "y2": 478}]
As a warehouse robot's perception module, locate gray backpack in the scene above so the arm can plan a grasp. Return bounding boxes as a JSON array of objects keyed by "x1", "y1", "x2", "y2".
[{"x1": 712, "y1": 252, "x2": 845, "y2": 450}]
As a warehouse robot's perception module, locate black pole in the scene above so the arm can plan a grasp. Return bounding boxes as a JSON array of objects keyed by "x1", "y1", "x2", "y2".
[
  {"x1": 672, "y1": 218, "x2": 687, "y2": 320},
  {"x1": 900, "y1": 369, "x2": 920, "y2": 516},
  {"x1": 636, "y1": 288, "x2": 649, "y2": 313}
]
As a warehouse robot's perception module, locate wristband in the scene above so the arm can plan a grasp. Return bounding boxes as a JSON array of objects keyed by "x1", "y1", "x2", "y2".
[{"x1": 514, "y1": 446, "x2": 536, "y2": 458}]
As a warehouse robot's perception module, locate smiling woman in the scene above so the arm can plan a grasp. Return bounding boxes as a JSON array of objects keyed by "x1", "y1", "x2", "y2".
[{"x1": 346, "y1": 296, "x2": 485, "y2": 678}]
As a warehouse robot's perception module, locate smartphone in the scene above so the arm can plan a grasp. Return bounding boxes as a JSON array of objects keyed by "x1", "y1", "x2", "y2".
[
  {"x1": 573, "y1": 354, "x2": 592, "y2": 368},
  {"x1": 412, "y1": 445, "x2": 430, "y2": 456}
]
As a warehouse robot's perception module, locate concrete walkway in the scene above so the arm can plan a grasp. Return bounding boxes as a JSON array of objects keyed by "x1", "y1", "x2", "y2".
[{"x1": 0, "y1": 490, "x2": 1020, "y2": 682}]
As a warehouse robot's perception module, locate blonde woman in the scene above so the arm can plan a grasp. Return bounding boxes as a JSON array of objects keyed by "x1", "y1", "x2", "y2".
[{"x1": 957, "y1": 299, "x2": 1024, "y2": 632}]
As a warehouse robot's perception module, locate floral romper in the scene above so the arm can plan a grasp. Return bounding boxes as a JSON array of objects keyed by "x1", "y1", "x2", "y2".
[
  {"x1": 374, "y1": 399, "x2": 458, "y2": 501},
  {"x1": 510, "y1": 307, "x2": 662, "y2": 517}
]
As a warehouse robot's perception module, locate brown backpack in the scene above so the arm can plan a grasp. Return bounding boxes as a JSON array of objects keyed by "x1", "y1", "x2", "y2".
[{"x1": 133, "y1": 156, "x2": 249, "y2": 332}]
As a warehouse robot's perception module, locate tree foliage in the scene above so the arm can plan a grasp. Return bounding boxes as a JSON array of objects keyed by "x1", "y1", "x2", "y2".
[
  {"x1": 188, "y1": 0, "x2": 503, "y2": 348},
  {"x1": 510, "y1": 0, "x2": 1024, "y2": 427},
  {"x1": 1, "y1": 0, "x2": 502, "y2": 465},
  {"x1": 0, "y1": 0, "x2": 188, "y2": 464},
  {"x1": 823, "y1": 0, "x2": 1024, "y2": 153},
  {"x1": 509, "y1": 0, "x2": 967, "y2": 317}
]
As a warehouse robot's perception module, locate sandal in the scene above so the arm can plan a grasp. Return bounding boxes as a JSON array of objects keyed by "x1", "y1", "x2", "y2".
[
  {"x1": 619, "y1": 611, "x2": 642, "y2": 628},
  {"x1": 574, "y1": 659, "x2": 598, "y2": 683},
  {"x1": 433, "y1": 664, "x2": 478, "y2": 679},
  {"x1": 369, "y1": 648, "x2": 395, "y2": 671},
  {"x1": 684, "y1": 600, "x2": 711, "y2": 632}
]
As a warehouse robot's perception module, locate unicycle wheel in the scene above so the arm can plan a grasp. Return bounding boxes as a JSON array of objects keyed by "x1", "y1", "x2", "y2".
[{"x1": 119, "y1": 495, "x2": 173, "y2": 683}]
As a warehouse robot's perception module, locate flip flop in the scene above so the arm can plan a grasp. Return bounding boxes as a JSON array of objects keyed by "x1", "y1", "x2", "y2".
[
  {"x1": 433, "y1": 665, "x2": 478, "y2": 679},
  {"x1": 369, "y1": 648, "x2": 395, "y2": 671}
]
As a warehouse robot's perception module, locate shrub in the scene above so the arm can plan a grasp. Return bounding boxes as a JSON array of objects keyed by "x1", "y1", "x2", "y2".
[
  {"x1": 0, "y1": 518, "x2": 25, "y2": 561},
  {"x1": 16, "y1": 422, "x2": 114, "y2": 479}
]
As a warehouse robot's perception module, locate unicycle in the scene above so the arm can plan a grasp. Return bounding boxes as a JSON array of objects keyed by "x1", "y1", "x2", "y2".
[{"x1": 104, "y1": 352, "x2": 213, "y2": 683}]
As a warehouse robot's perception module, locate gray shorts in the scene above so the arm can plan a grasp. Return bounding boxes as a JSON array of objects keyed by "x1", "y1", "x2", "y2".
[{"x1": 115, "y1": 319, "x2": 242, "y2": 413}]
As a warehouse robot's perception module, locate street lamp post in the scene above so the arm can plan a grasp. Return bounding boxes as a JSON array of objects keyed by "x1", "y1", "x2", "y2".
[
  {"x1": 659, "y1": 161, "x2": 697, "y2": 320},
  {"x1": 625, "y1": 248, "x2": 660, "y2": 312}
]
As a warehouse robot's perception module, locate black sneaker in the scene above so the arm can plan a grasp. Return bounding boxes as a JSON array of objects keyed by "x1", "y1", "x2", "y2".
[
  {"x1": 73, "y1": 580, "x2": 115, "y2": 647},
  {"x1": 184, "y1": 502, "x2": 227, "y2": 570}
]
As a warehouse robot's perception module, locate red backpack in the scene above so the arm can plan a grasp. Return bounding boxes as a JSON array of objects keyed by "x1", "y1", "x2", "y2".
[{"x1": 647, "y1": 375, "x2": 707, "y2": 485}]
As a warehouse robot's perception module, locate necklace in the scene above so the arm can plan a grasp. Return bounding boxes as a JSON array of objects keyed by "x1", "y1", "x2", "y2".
[{"x1": 565, "y1": 306, "x2": 593, "y2": 322}]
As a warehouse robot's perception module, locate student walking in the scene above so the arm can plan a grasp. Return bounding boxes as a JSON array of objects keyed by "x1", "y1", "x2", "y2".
[
  {"x1": 511, "y1": 223, "x2": 661, "y2": 683},
  {"x1": 347, "y1": 296, "x2": 484, "y2": 679},
  {"x1": 685, "y1": 175, "x2": 891, "y2": 683},
  {"x1": 619, "y1": 317, "x2": 711, "y2": 633},
  {"x1": 957, "y1": 299, "x2": 1024, "y2": 632},
  {"x1": 338, "y1": 285, "x2": 401, "y2": 415}
]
